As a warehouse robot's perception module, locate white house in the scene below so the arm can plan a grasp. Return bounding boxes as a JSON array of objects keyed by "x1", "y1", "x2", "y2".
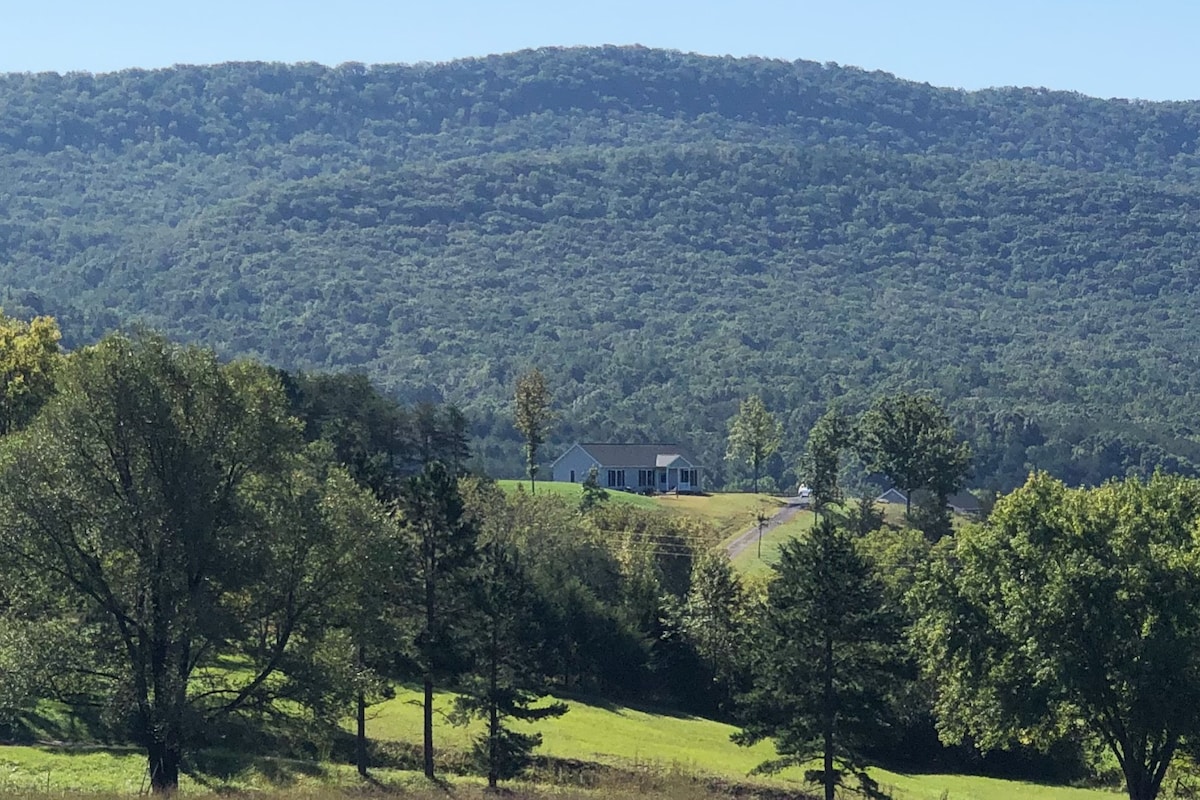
[{"x1": 550, "y1": 443, "x2": 703, "y2": 493}]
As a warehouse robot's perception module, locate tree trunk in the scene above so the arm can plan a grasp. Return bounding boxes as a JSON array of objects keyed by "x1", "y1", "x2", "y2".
[
  {"x1": 1123, "y1": 763, "x2": 1162, "y2": 800},
  {"x1": 356, "y1": 690, "x2": 368, "y2": 778},
  {"x1": 424, "y1": 674, "x2": 435, "y2": 779},
  {"x1": 424, "y1": 544, "x2": 439, "y2": 782},
  {"x1": 488, "y1": 689, "x2": 500, "y2": 788},
  {"x1": 356, "y1": 642, "x2": 369, "y2": 778},
  {"x1": 488, "y1": 582, "x2": 500, "y2": 789},
  {"x1": 147, "y1": 740, "x2": 181, "y2": 794},
  {"x1": 423, "y1": 530, "x2": 437, "y2": 779},
  {"x1": 823, "y1": 629, "x2": 835, "y2": 800}
]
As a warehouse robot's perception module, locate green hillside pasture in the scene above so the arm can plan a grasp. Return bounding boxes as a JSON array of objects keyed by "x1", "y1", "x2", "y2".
[
  {"x1": 496, "y1": 483, "x2": 782, "y2": 542},
  {"x1": 0, "y1": 745, "x2": 357, "y2": 794},
  {"x1": 658, "y1": 492, "x2": 783, "y2": 543},
  {"x1": 496, "y1": 479, "x2": 660, "y2": 510},
  {"x1": 730, "y1": 508, "x2": 816, "y2": 578},
  {"x1": 0, "y1": 696, "x2": 1120, "y2": 800},
  {"x1": 365, "y1": 687, "x2": 1119, "y2": 800}
]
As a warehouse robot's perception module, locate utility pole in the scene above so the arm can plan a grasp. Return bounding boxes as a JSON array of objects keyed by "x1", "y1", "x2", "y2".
[{"x1": 756, "y1": 510, "x2": 769, "y2": 559}]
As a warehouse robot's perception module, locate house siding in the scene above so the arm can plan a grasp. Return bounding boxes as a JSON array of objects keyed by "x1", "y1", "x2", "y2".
[
  {"x1": 550, "y1": 445, "x2": 600, "y2": 483},
  {"x1": 550, "y1": 443, "x2": 704, "y2": 492}
]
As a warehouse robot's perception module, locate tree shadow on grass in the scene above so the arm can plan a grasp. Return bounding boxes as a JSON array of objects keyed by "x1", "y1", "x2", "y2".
[
  {"x1": 551, "y1": 689, "x2": 707, "y2": 721},
  {"x1": 182, "y1": 748, "x2": 325, "y2": 792}
]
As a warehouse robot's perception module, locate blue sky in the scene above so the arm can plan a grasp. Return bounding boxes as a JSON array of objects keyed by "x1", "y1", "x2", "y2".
[{"x1": 3, "y1": 1, "x2": 1198, "y2": 101}]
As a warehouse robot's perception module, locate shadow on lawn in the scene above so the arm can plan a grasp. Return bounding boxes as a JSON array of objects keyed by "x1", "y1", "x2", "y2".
[
  {"x1": 182, "y1": 748, "x2": 325, "y2": 790},
  {"x1": 552, "y1": 689, "x2": 710, "y2": 722}
]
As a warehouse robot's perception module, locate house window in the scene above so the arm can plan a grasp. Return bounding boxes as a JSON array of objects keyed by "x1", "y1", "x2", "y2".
[
  {"x1": 607, "y1": 469, "x2": 625, "y2": 488},
  {"x1": 570, "y1": 470, "x2": 576, "y2": 482},
  {"x1": 638, "y1": 469, "x2": 654, "y2": 487}
]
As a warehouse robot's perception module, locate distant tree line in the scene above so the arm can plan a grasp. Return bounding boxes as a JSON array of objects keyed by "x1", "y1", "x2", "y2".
[{"x1": 4, "y1": 49, "x2": 1200, "y2": 493}]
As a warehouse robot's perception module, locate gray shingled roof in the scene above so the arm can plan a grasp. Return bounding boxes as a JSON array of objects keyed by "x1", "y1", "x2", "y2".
[{"x1": 574, "y1": 443, "x2": 699, "y2": 467}]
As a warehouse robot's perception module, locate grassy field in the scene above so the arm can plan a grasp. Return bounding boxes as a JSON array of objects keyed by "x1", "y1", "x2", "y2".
[
  {"x1": 364, "y1": 687, "x2": 1121, "y2": 800},
  {"x1": 496, "y1": 479, "x2": 661, "y2": 510},
  {"x1": 496, "y1": 481, "x2": 784, "y2": 544},
  {"x1": 656, "y1": 491, "x2": 783, "y2": 543},
  {"x1": 730, "y1": 509, "x2": 817, "y2": 577},
  {"x1": 0, "y1": 690, "x2": 1124, "y2": 800}
]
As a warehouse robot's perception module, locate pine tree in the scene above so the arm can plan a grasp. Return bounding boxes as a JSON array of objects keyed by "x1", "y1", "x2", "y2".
[
  {"x1": 399, "y1": 462, "x2": 479, "y2": 779},
  {"x1": 454, "y1": 484, "x2": 567, "y2": 787},
  {"x1": 735, "y1": 519, "x2": 899, "y2": 800}
]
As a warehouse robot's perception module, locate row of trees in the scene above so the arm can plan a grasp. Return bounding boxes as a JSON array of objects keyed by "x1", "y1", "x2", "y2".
[
  {"x1": 733, "y1": 452, "x2": 1200, "y2": 800},
  {"x1": 0, "y1": 315, "x2": 741, "y2": 792},
  {"x1": 726, "y1": 392, "x2": 971, "y2": 521},
  {"x1": 6, "y1": 314, "x2": 1197, "y2": 800}
]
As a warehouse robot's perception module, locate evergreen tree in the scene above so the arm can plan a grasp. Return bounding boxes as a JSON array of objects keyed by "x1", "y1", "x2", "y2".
[
  {"x1": 802, "y1": 404, "x2": 854, "y2": 518},
  {"x1": 455, "y1": 483, "x2": 567, "y2": 787},
  {"x1": 735, "y1": 519, "x2": 899, "y2": 800},
  {"x1": 399, "y1": 462, "x2": 479, "y2": 779},
  {"x1": 579, "y1": 465, "x2": 608, "y2": 513}
]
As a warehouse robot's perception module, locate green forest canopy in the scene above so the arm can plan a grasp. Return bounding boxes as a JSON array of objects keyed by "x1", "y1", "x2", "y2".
[{"x1": 3, "y1": 47, "x2": 1200, "y2": 487}]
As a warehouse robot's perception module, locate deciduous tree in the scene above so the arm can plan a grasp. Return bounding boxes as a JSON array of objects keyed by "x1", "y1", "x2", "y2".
[
  {"x1": 912, "y1": 472, "x2": 1200, "y2": 800},
  {"x1": 513, "y1": 368, "x2": 554, "y2": 494},
  {"x1": 0, "y1": 311, "x2": 61, "y2": 435},
  {"x1": 0, "y1": 332, "x2": 377, "y2": 792},
  {"x1": 726, "y1": 395, "x2": 783, "y2": 494},
  {"x1": 858, "y1": 393, "x2": 971, "y2": 516}
]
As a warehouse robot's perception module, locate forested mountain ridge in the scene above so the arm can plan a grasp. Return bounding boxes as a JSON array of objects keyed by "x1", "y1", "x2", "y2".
[{"x1": 4, "y1": 46, "x2": 1200, "y2": 487}]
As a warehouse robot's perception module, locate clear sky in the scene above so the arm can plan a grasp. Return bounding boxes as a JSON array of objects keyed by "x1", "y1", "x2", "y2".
[{"x1": 2, "y1": 0, "x2": 1198, "y2": 101}]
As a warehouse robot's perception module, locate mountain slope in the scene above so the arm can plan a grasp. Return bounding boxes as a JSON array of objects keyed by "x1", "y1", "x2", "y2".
[{"x1": 3, "y1": 48, "x2": 1200, "y2": 486}]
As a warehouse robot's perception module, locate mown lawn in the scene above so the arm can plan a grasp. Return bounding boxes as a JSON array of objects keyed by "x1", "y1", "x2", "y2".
[
  {"x1": 656, "y1": 492, "x2": 783, "y2": 543},
  {"x1": 496, "y1": 479, "x2": 661, "y2": 510},
  {"x1": 0, "y1": 692, "x2": 1124, "y2": 800},
  {"x1": 496, "y1": 482, "x2": 783, "y2": 544},
  {"x1": 730, "y1": 509, "x2": 816, "y2": 578},
  {"x1": 364, "y1": 687, "x2": 1122, "y2": 800}
]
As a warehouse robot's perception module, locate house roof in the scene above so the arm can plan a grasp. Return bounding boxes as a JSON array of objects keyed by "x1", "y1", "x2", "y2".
[
  {"x1": 561, "y1": 442, "x2": 699, "y2": 468},
  {"x1": 875, "y1": 488, "x2": 982, "y2": 513},
  {"x1": 946, "y1": 492, "x2": 982, "y2": 512}
]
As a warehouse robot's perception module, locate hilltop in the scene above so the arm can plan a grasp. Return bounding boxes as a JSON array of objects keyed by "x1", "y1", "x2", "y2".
[{"x1": 3, "y1": 47, "x2": 1200, "y2": 487}]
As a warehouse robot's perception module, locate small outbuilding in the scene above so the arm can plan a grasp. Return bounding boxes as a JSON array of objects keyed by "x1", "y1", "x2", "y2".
[{"x1": 876, "y1": 488, "x2": 982, "y2": 517}]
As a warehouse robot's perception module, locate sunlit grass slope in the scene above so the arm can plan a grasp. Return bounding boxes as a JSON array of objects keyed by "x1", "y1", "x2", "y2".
[
  {"x1": 658, "y1": 492, "x2": 784, "y2": 543},
  {"x1": 731, "y1": 509, "x2": 817, "y2": 578},
  {"x1": 495, "y1": 479, "x2": 660, "y2": 510},
  {"x1": 366, "y1": 688, "x2": 1119, "y2": 800},
  {"x1": 0, "y1": 692, "x2": 1120, "y2": 799},
  {"x1": 496, "y1": 481, "x2": 782, "y2": 543}
]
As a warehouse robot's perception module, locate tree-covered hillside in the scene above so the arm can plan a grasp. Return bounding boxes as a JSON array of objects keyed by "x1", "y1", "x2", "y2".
[{"x1": 4, "y1": 46, "x2": 1200, "y2": 487}]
